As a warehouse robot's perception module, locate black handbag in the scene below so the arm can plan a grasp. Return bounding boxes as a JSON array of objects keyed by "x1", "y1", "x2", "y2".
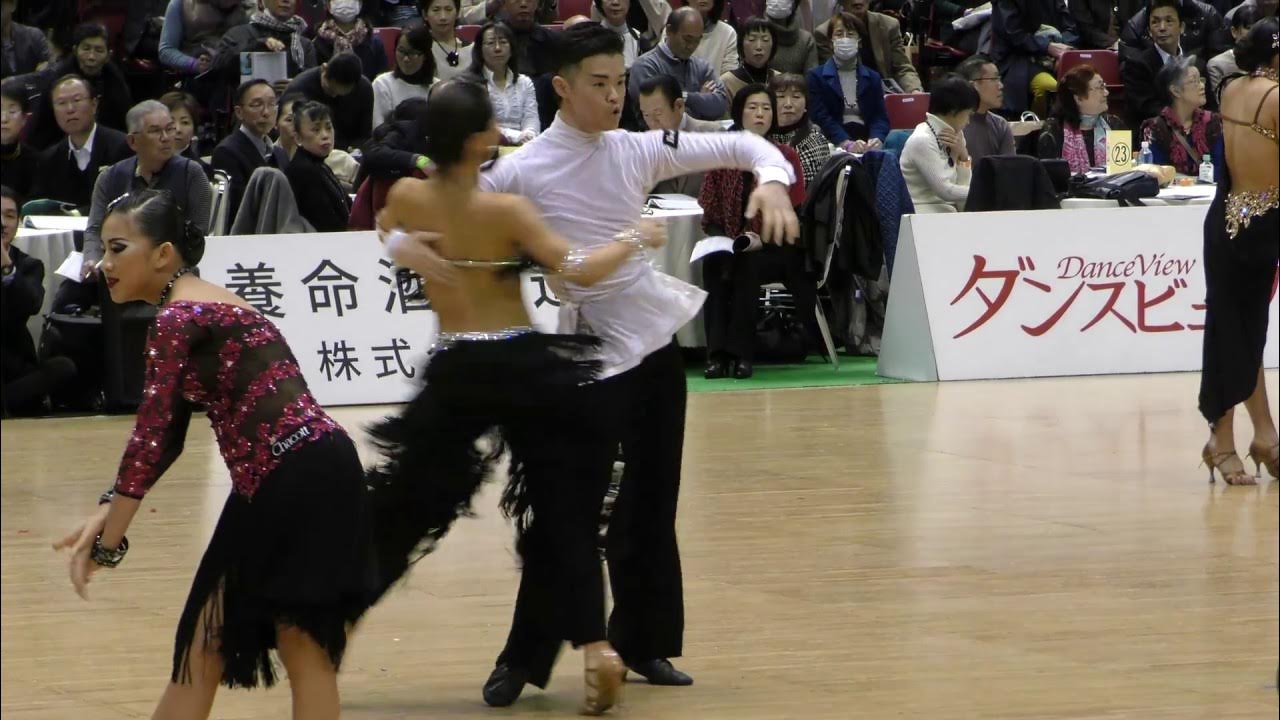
[
  {"x1": 1071, "y1": 170, "x2": 1161, "y2": 207},
  {"x1": 754, "y1": 307, "x2": 807, "y2": 363}
]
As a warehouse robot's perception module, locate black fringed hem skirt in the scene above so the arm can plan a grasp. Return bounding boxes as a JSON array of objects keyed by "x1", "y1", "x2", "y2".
[{"x1": 171, "y1": 431, "x2": 372, "y2": 689}]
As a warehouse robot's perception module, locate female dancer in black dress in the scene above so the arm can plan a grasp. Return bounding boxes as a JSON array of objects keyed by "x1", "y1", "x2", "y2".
[
  {"x1": 367, "y1": 78, "x2": 665, "y2": 715},
  {"x1": 53, "y1": 190, "x2": 371, "y2": 718},
  {"x1": 1199, "y1": 18, "x2": 1279, "y2": 485}
]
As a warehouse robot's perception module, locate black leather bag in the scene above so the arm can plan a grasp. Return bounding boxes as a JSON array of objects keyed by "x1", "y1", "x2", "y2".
[{"x1": 1072, "y1": 170, "x2": 1161, "y2": 206}]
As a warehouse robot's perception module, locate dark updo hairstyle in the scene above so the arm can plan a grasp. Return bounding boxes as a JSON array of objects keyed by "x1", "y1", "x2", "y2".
[
  {"x1": 1235, "y1": 16, "x2": 1279, "y2": 73},
  {"x1": 423, "y1": 78, "x2": 494, "y2": 169},
  {"x1": 292, "y1": 100, "x2": 333, "y2": 135},
  {"x1": 1052, "y1": 64, "x2": 1100, "y2": 127},
  {"x1": 106, "y1": 190, "x2": 206, "y2": 267},
  {"x1": 730, "y1": 82, "x2": 776, "y2": 132}
]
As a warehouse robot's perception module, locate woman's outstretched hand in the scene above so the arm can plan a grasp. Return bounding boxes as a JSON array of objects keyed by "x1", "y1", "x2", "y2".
[{"x1": 52, "y1": 504, "x2": 110, "y2": 600}]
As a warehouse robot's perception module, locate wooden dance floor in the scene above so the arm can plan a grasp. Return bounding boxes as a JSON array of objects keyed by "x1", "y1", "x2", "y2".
[{"x1": 2, "y1": 371, "x2": 1277, "y2": 718}]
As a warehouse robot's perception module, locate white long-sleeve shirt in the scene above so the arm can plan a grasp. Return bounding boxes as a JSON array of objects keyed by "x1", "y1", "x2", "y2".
[
  {"x1": 901, "y1": 114, "x2": 971, "y2": 209},
  {"x1": 479, "y1": 115, "x2": 795, "y2": 376},
  {"x1": 484, "y1": 68, "x2": 541, "y2": 143},
  {"x1": 372, "y1": 73, "x2": 434, "y2": 128}
]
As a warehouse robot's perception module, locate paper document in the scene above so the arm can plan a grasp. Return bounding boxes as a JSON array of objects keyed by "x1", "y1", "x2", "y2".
[
  {"x1": 56, "y1": 251, "x2": 85, "y2": 283},
  {"x1": 240, "y1": 52, "x2": 288, "y2": 84},
  {"x1": 646, "y1": 194, "x2": 702, "y2": 210},
  {"x1": 689, "y1": 236, "x2": 735, "y2": 264}
]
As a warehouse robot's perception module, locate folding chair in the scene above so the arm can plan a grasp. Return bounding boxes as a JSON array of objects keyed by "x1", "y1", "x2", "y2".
[
  {"x1": 208, "y1": 170, "x2": 231, "y2": 236},
  {"x1": 885, "y1": 93, "x2": 930, "y2": 130}
]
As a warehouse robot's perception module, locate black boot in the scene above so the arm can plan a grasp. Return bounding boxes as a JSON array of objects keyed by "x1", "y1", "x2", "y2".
[
  {"x1": 482, "y1": 663, "x2": 530, "y2": 707},
  {"x1": 627, "y1": 658, "x2": 694, "y2": 686}
]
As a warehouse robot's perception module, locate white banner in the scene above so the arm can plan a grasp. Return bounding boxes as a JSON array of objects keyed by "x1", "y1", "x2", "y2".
[
  {"x1": 879, "y1": 206, "x2": 1280, "y2": 381},
  {"x1": 200, "y1": 231, "x2": 562, "y2": 406}
]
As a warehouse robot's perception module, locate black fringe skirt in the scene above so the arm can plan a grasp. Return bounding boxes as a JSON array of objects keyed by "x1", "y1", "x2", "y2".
[
  {"x1": 171, "y1": 431, "x2": 373, "y2": 689},
  {"x1": 362, "y1": 332, "x2": 602, "y2": 607}
]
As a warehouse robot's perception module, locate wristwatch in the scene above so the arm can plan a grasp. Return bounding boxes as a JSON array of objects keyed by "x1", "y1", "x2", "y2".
[{"x1": 90, "y1": 535, "x2": 129, "y2": 568}]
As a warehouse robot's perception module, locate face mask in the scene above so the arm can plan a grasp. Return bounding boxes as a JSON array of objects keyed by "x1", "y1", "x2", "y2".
[
  {"x1": 330, "y1": 0, "x2": 360, "y2": 22},
  {"x1": 765, "y1": 0, "x2": 792, "y2": 19},
  {"x1": 832, "y1": 37, "x2": 859, "y2": 62}
]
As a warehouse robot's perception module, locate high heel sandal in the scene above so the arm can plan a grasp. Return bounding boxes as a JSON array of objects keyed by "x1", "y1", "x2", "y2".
[
  {"x1": 582, "y1": 646, "x2": 624, "y2": 716},
  {"x1": 1247, "y1": 441, "x2": 1279, "y2": 481},
  {"x1": 1201, "y1": 445, "x2": 1256, "y2": 486}
]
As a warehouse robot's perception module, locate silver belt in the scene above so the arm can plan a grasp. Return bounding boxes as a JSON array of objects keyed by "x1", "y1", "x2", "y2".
[{"x1": 428, "y1": 326, "x2": 535, "y2": 354}]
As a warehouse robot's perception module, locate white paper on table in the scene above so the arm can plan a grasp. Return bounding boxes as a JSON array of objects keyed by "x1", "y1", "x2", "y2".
[
  {"x1": 646, "y1": 193, "x2": 702, "y2": 210},
  {"x1": 689, "y1": 236, "x2": 735, "y2": 264},
  {"x1": 240, "y1": 52, "x2": 287, "y2": 84},
  {"x1": 24, "y1": 215, "x2": 88, "y2": 231},
  {"x1": 56, "y1": 251, "x2": 85, "y2": 282}
]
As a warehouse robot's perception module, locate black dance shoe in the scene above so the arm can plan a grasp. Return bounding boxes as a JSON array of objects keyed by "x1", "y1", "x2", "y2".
[
  {"x1": 482, "y1": 663, "x2": 530, "y2": 707},
  {"x1": 704, "y1": 359, "x2": 730, "y2": 379},
  {"x1": 733, "y1": 361, "x2": 754, "y2": 379},
  {"x1": 627, "y1": 658, "x2": 694, "y2": 686}
]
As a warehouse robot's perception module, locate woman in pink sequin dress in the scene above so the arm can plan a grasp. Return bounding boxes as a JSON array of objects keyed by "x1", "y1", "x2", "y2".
[{"x1": 53, "y1": 190, "x2": 370, "y2": 718}]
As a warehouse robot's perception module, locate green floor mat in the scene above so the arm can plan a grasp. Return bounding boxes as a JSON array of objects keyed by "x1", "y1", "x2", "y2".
[{"x1": 686, "y1": 356, "x2": 905, "y2": 393}]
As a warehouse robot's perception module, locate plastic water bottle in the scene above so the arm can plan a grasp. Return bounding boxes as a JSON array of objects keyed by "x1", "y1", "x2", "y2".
[
  {"x1": 1138, "y1": 141, "x2": 1153, "y2": 166},
  {"x1": 1198, "y1": 154, "x2": 1215, "y2": 184}
]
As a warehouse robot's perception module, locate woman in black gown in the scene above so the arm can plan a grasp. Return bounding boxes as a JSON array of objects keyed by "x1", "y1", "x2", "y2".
[{"x1": 1198, "y1": 18, "x2": 1279, "y2": 486}]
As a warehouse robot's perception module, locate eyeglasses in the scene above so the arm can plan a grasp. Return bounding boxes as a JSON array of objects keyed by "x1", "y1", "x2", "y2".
[
  {"x1": 240, "y1": 99, "x2": 276, "y2": 111},
  {"x1": 53, "y1": 95, "x2": 91, "y2": 110},
  {"x1": 135, "y1": 124, "x2": 178, "y2": 140},
  {"x1": 397, "y1": 46, "x2": 425, "y2": 58},
  {"x1": 1088, "y1": 81, "x2": 1108, "y2": 92},
  {"x1": 974, "y1": 76, "x2": 1002, "y2": 83},
  {"x1": 1182, "y1": 77, "x2": 1206, "y2": 86}
]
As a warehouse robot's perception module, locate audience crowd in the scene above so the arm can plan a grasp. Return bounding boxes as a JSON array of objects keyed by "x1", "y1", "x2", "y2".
[{"x1": 1, "y1": 0, "x2": 1272, "y2": 410}]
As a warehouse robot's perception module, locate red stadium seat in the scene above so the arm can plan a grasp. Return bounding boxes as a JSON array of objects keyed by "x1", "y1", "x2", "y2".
[
  {"x1": 885, "y1": 93, "x2": 930, "y2": 130},
  {"x1": 457, "y1": 24, "x2": 483, "y2": 43},
  {"x1": 374, "y1": 27, "x2": 401, "y2": 70},
  {"x1": 1057, "y1": 49, "x2": 1121, "y2": 87}
]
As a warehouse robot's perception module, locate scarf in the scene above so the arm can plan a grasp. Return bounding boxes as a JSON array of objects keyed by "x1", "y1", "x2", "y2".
[
  {"x1": 700, "y1": 166, "x2": 757, "y2": 239},
  {"x1": 769, "y1": 115, "x2": 815, "y2": 145},
  {"x1": 1143, "y1": 106, "x2": 1219, "y2": 176},
  {"x1": 1061, "y1": 114, "x2": 1110, "y2": 174},
  {"x1": 250, "y1": 10, "x2": 308, "y2": 69},
  {"x1": 316, "y1": 18, "x2": 369, "y2": 56},
  {"x1": 730, "y1": 63, "x2": 772, "y2": 86}
]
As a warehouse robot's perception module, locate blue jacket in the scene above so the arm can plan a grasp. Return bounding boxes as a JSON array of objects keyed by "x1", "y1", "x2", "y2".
[{"x1": 806, "y1": 60, "x2": 890, "y2": 145}]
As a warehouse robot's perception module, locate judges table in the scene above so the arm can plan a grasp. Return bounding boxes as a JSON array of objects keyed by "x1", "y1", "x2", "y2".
[
  {"x1": 878, "y1": 204, "x2": 1280, "y2": 382},
  {"x1": 13, "y1": 220, "x2": 84, "y2": 347},
  {"x1": 1059, "y1": 182, "x2": 1217, "y2": 209},
  {"x1": 648, "y1": 203, "x2": 709, "y2": 347}
]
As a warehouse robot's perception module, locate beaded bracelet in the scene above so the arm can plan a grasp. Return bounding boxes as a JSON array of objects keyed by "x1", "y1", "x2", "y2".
[{"x1": 90, "y1": 535, "x2": 129, "y2": 568}]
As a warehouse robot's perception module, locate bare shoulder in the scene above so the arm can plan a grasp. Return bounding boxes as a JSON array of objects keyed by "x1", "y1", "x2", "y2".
[{"x1": 386, "y1": 176, "x2": 429, "y2": 205}]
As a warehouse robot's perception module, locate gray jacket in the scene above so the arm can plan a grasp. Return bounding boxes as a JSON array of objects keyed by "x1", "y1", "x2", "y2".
[
  {"x1": 85, "y1": 155, "x2": 212, "y2": 263},
  {"x1": 629, "y1": 43, "x2": 730, "y2": 122},
  {"x1": 230, "y1": 166, "x2": 314, "y2": 235}
]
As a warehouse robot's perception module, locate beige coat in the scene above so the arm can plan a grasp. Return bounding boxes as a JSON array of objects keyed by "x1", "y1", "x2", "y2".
[{"x1": 814, "y1": 11, "x2": 922, "y2": 93}]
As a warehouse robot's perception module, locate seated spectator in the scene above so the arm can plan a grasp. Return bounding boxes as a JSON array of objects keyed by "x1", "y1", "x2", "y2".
[
  {"x1": 314, "y1": 0, "x2": 388, "y2": 80},
  {"x1": 421, "y1": 0, "x2": 474, "y2": 80},
  {"x1": 359, "y1": 96, "x2": 432, "y2": 187},
  {"x1": 120, "y1": 0, "x2": 168, "y2": 64},
  {"x1": 1, "y1": 80, "x2": 39, "y2": 199},
  {"x1": 159, "y1": 90, "x2": 213, "y2": 178},
  {"x1": 689, "y1": 0, "x2": 739, "y2": 75},
  {"x1": 1141, "y1": 57, "x2": 1222, "y2": 176},
  {"x1": 1037, "y1": 64, "x2": 1126, "y2": 173},
  {"x1": 637, "y1": 74, "x2": 722, "y2": 196},
  {"x1": 594, "y1": 0, "x2": 655, "y2": 69},
  {"x1": 214, "y1": 80, "x2": 291, "y2": 223},
  {"x1": 284, "y1": 101, "x2": 353, "y2": 231},
  {"x1": 768, "y1": 73, "x2": 830, "y2": 187},
  {"x1": 157, "y1": 0, "x2": 247, "y2": 78},
  {"x1": 1, "y1": 0, "x2": 51, "y2": 76},
  {"x1": 373, "y1": 24, "x2": 436, "y2": 127},
  {"x1": 698, "y1": 83, "x2": 809, "y2": 380},
  {"x1": 470, "y1": 22, "x2": 540, "y2": 145},
  {"x1": 630, "y1": 7, "x2": 731, "y2": 121},
  {"x1": 722, "y1": 18, "x2": 781, "y2": 107},
  {"x1": 1071, "y1": 0, "x2": 1120, "y2": 49},
  {"x1": 816, "y1": 0, "x2": 922, "y2": 93},
  {"x1": 499, "y1": 0, "x2": 560, "y2": 75},
  {"x1": 214, "y1": 0, "x2": 318, "y2": 84},
  {"x1": 1207, "y1": 5, "x2": 1257, "y2": 101},
  {"x1": 285, "y1": 53, "x2": 375, "y2": 150},
  {"x1": 957, "y1": 55, "x2": 1015, "y2": 160},
  {"x1": 807, "y1": 11, "x2": 889, "y2": 152},
  {"x1": 990, "y1": 0, "x2": 1078, "y2": 116},
  {"x1": 275, "y1": 91, "x2": 306, "y2": 159},
  {"x1": 765, "y1": 0, "x2": 818, "y2": 75},
  {"x1": 27, "y1": 23, "x2": 133, "y2": 149},
  {"x1": 31, "y1": 75, "x2": 132, "y2": 214},
  {"x1": 1120, "y1": 0, "x2": 1225, "y2": 63},
  {"x1": 1, "y1": 185, "x2": 76, "y2": 417},
  {"x1": 1122, "y1": 0, "x2": 1210, "y2": 127},
  {"x1": 900, "y1": 75, "x2": 978, "y2": 211}
]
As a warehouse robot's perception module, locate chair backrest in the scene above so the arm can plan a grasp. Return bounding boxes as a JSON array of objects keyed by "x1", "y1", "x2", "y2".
[
  {"x1": 374, "y1": 27, "x2": 402, "y2": 71},
  {"x1": 885, "y1": 93, "x2": 930, "y2": 130},
  {"x1": 557, "y1": 0, "x2": 593, "y2": 20},
  {"x1": 208, "y1": 170, "x2": 231, "y2": 237},
  {"x1": 458, "y1": 24, "x2": 483, "y2": 44},
  {"x1": 1057, "y1": 50, "x2": 1121, "y2": 86},
  {"x1": 818, "y1": 163, "x2": 853, "y2": 291}
]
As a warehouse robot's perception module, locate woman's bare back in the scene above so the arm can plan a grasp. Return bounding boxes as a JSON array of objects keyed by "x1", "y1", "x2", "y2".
[
  {"x1": 1220, "y1": 76, "x2": 1279, "y2": 192},
  {"x1": 380, "y1": 177, "x2": 535, "y2": 333}
]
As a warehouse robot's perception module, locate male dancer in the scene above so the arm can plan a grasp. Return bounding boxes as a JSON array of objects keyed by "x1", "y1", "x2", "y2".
[{"x1": 477, "y1": 22, "x2": 801, "y2": 706}]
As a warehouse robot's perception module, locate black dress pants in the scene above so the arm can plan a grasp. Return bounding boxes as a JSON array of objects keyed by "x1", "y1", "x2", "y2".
[
  {"x1": 702, "y1": 244, "x2": 818, "y2": 361},
  {"x1": 496, "y1": 341, "x2": 688, "y2": 687}
]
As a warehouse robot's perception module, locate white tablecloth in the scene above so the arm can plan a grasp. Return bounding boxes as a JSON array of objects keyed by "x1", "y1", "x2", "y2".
[
  {"x1": 647, "y1": 204, "x2": 707, "y2": 347},
  {"x1": 1060, "y1": 182, "x2": 1217, "y2": 209},
  {"x1": 13, "y1": 228, "x2": 78, "y2": 347}
]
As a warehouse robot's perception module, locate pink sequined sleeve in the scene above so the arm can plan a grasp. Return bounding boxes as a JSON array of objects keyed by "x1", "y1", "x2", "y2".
[{"x1": 113, "y1": 308, "x2": 199, "y2": 500}]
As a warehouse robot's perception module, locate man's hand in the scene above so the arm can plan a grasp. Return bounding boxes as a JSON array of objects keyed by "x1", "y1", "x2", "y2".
[
  {"x1": 80, "y1": 259, "x2": 97, "y2": 281},
  {"x1": 1047, "y1": 42, "x2": 1072, "y2": 59},
  {"x1": 263, "y1": 37, "x2": 286, "y2": 53},
  {"x1": 700, "y1": 81, "x2": 718, "y2": 94},
  {"x1": 744, "y1": 182, "x2": 799, "y2": 246},
  {"x1": 195, "y1": 54, "x2": 212, "y2": 74},
  {"x1": 1, "y1": 244, "x2": 12, "y2": 270},
  {"x1": 380, "y1": 227, "x2": 458, "y2": 285},
  {"x1": 636, "y1": 218, "x2": 668, "y2": 249}
]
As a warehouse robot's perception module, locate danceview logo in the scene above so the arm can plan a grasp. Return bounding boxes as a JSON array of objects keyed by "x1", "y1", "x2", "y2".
[{"x1": 1055, "y1": 253, "x2": 1197, "y2": 280}]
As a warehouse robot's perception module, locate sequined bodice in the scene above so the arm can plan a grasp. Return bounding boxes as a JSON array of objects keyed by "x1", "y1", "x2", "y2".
[{"x1": 114, "y1": 301, "x2": 339, "y2": 500}]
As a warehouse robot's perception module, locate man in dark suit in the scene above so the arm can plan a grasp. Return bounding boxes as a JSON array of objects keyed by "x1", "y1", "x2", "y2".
[
  {"x1": 1121, "y1": 0, "x2": 1209, "y2": 128},
  {"x1": 283, "y1": 54, "x2": 374, "y2": 151},
  {"x1": 1, "y1": 185, "x2": 76, "y2": 417},
  {"x1": 213, "y1": 79, "x2": 290, "y2": 224},
  {"x1": 30, "y1": 76, "x2": 133, "y2": 213}
]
